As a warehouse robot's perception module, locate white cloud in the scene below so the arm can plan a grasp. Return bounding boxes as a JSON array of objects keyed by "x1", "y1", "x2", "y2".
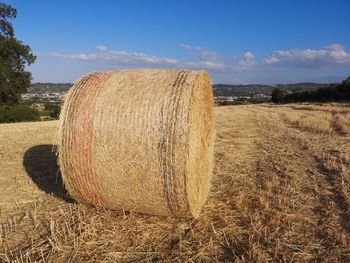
[
  {"x1": 325, "y1": 44, "x2": 344, "y2": 51},
  {"x1": 264, "y1": 44, "x2": 350, "y2": 68},
  {"x1": 187, "y1": 60, "x2": 227, "y2": 70},
  {"x1": 235, "y1": 51, "x2": 256, "y2": 70},
  {"x1": 48, "y1": 45, "x2": 256, "y2": 72},
  {"x1": 180, "y1": 44, "x2": 191, "y2": 49},
  {"x1": 180, "y1": 44, "x2": 256, "y2": 71},
  {"x1": 180, "y1": 44, "x2": 219, "y2": 62},
  {"x1": 244, "y1": 52, "x2": 254, "y2": 60},
  {"x1": 96, "y1": 45, "x2": 108, "y2": 51},
  {"x1": 48, "y1": 52, "x2": 101, "y2": 61},
  {"x1": 264, "y1": 56, "x2": 279, "y2": 64},
  {"x1": 49, "y1": 46, "x2": 179, "y2": 67}
]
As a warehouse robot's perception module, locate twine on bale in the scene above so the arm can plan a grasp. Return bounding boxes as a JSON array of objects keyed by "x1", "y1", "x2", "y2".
[{"x1": 57, "y1": 70, "x2": 215, "y2": 218}]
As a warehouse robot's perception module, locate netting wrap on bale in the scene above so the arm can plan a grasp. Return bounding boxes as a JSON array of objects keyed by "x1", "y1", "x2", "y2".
[{"x1": 57, "y1": 70, "x2": 215, "y2": 218}]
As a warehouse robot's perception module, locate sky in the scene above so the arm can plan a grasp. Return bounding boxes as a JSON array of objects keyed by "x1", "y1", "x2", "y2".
[{"x1": 4, "y1": 0, "x2": 350, "y2": 84}]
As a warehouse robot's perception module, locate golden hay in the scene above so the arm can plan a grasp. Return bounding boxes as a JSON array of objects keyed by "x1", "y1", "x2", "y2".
[{"x1": 57, "y1": 70, "x2": 215, "y2": 218}]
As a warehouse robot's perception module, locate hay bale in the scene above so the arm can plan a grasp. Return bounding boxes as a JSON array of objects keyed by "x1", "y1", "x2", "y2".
[{"x1": 57, "y1": 70, "x2": 215, "y2": 218}]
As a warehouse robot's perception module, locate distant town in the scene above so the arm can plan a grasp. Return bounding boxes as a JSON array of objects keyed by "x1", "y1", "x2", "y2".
[
  {"x1": 21, "y1": 92, "x2": 65, "y2": 103},
  {"x1": 22, "y1": 82, "x2": 329, "y2": 107}
]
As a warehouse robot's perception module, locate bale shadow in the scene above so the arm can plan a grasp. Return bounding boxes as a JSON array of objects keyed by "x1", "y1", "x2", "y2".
[{"x1": 23, "y1": 144, "x2": 74, "y2": 203}]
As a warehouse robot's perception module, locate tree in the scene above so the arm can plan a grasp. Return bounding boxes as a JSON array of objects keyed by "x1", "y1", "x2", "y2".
[
  {"x1": 337, "y1": 76, "x2": 350, "y2": 100},
  {"x1": 0, "y1": 2, "x2": 36, "y2": 104},
  {"x1": 271, "y1": 88, "x2": 287, "y2": 103},
  {"x1": 271, "y1": 76, "x2": 350, "y2": 103},
  {"x1": 49, "y1": 105, "x2": 61, "y2": 119}
]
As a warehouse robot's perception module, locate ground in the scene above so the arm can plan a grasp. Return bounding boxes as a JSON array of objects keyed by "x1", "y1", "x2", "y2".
[{"x1": 0, "y1": 104, "x2": 349, "y2": 262}]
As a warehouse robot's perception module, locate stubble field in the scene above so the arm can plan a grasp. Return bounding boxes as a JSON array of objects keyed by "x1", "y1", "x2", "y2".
[{"x1": 0, "y1": 104, "x2": 349, "y2": 262}]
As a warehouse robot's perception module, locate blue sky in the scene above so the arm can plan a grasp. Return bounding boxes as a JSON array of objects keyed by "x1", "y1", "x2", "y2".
[{"x1": 4, "y1": 0, "x2": 350, "y2": 84}]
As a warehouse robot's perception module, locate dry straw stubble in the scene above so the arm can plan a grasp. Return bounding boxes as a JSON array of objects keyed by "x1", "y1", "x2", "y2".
[{"x1": 58, "y1": 69, "x2": 215, "y2": 218}]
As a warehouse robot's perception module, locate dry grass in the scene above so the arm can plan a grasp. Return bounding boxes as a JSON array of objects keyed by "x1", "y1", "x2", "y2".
[
  {"x1": 282, "y1": 111, "x2": 334, "y2": 134},
  {"x1": 291, "y1": 103, "x2": 350, "y2": 114},
  {"x1": 333, "y1": 113, "x2": 350, "y2": 134},
  {"x1": 276, "y1": 103, "x2": 350, "y2": 135},
  {"x1": 0, "y1": 104, "x2": 349, "y2": 262}
]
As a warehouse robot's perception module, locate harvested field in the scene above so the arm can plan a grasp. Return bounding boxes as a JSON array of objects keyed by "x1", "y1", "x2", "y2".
[{"x1": 0, "y1": 104, "x2": 350, "y2": 262}]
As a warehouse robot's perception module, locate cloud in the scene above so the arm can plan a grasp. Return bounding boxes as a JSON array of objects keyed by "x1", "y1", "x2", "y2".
[
  {"x1": 186, "y1": 52, "x2": 256, "y2": 71},
  {"x1": 180, "y1": 44, "x2": 191, "y2": 49},
  {"x1": 264, "y1": 56, "x2": 279, "y2": 64},
  {"x1": 48, "y1": 45, "x2": 256, "y2": 72},
  {"x1": 181, "y1": 44, "x2": 256, "y2": 71},
  {"x1": 187, "y1": 60, "x2": 227, "y2": 70},
  {"x1": 96, "y1": 45, "x2": 108, "y2": 51},
  {"x1": 49, "y1": 47, "x2": 179, "y2": 67},
  {"x1": 49, "y1": 52, "x2": 101, "y2": 61},
  {"x1": 264, "y1": 44, "x2": 350, "y2": 68},
  {"x1": 235, "y1": 52, "x2": 256, "y2": 70},
  {"x1": 180, "y1": 44, "x2": 219, "y2": 62}
]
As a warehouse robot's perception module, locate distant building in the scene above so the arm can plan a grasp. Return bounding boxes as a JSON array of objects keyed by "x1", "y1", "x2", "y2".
[
  {"x1": 252, "y1": 93, "x2": 271, "y2": 99},
  {"x1": 31, "y1": 103, "x2": 45, "y2": 111}
]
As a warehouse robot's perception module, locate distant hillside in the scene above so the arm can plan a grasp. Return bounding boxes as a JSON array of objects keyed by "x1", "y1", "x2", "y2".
[
  {"x1": 213, "y1": 83, "x2": 330, "y2": 97},
  {"x1": 28, "y1": 83, "x2": 72, "y2": 94},
  {"x1": 27, "y1": 82, "x2": 332, "y2": 97}
]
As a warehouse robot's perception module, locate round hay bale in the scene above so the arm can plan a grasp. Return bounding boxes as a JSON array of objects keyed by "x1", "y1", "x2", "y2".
[{"x1": 57, "y1": 69, "x2": 215, "y2": 218}]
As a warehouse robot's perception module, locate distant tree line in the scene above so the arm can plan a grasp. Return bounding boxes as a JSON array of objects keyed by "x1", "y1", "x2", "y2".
[{"x1": 271, "y1": 76, "x2": 350, "y2": 103}]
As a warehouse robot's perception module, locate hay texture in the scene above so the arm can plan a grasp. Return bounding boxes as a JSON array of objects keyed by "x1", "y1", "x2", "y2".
[{"x1": 58, "y1": 70, "x2": 215, "y2": 218}]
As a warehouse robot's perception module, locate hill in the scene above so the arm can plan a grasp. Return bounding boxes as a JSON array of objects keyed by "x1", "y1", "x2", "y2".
[{"x1": 213, "y1": 82, "x2": 329, "y2": 97}]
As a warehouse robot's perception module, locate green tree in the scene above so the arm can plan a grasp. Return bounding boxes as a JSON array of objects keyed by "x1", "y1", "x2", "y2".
[
  {"x1": 0, "y1": 2, "x2": 36, "y2": 104},
  {"x1": 271, "y1": 88, "x2": 287, "y2": 103},
  {"x1": 337, "y1": 76, "x2": 350, "y2": 100}
]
